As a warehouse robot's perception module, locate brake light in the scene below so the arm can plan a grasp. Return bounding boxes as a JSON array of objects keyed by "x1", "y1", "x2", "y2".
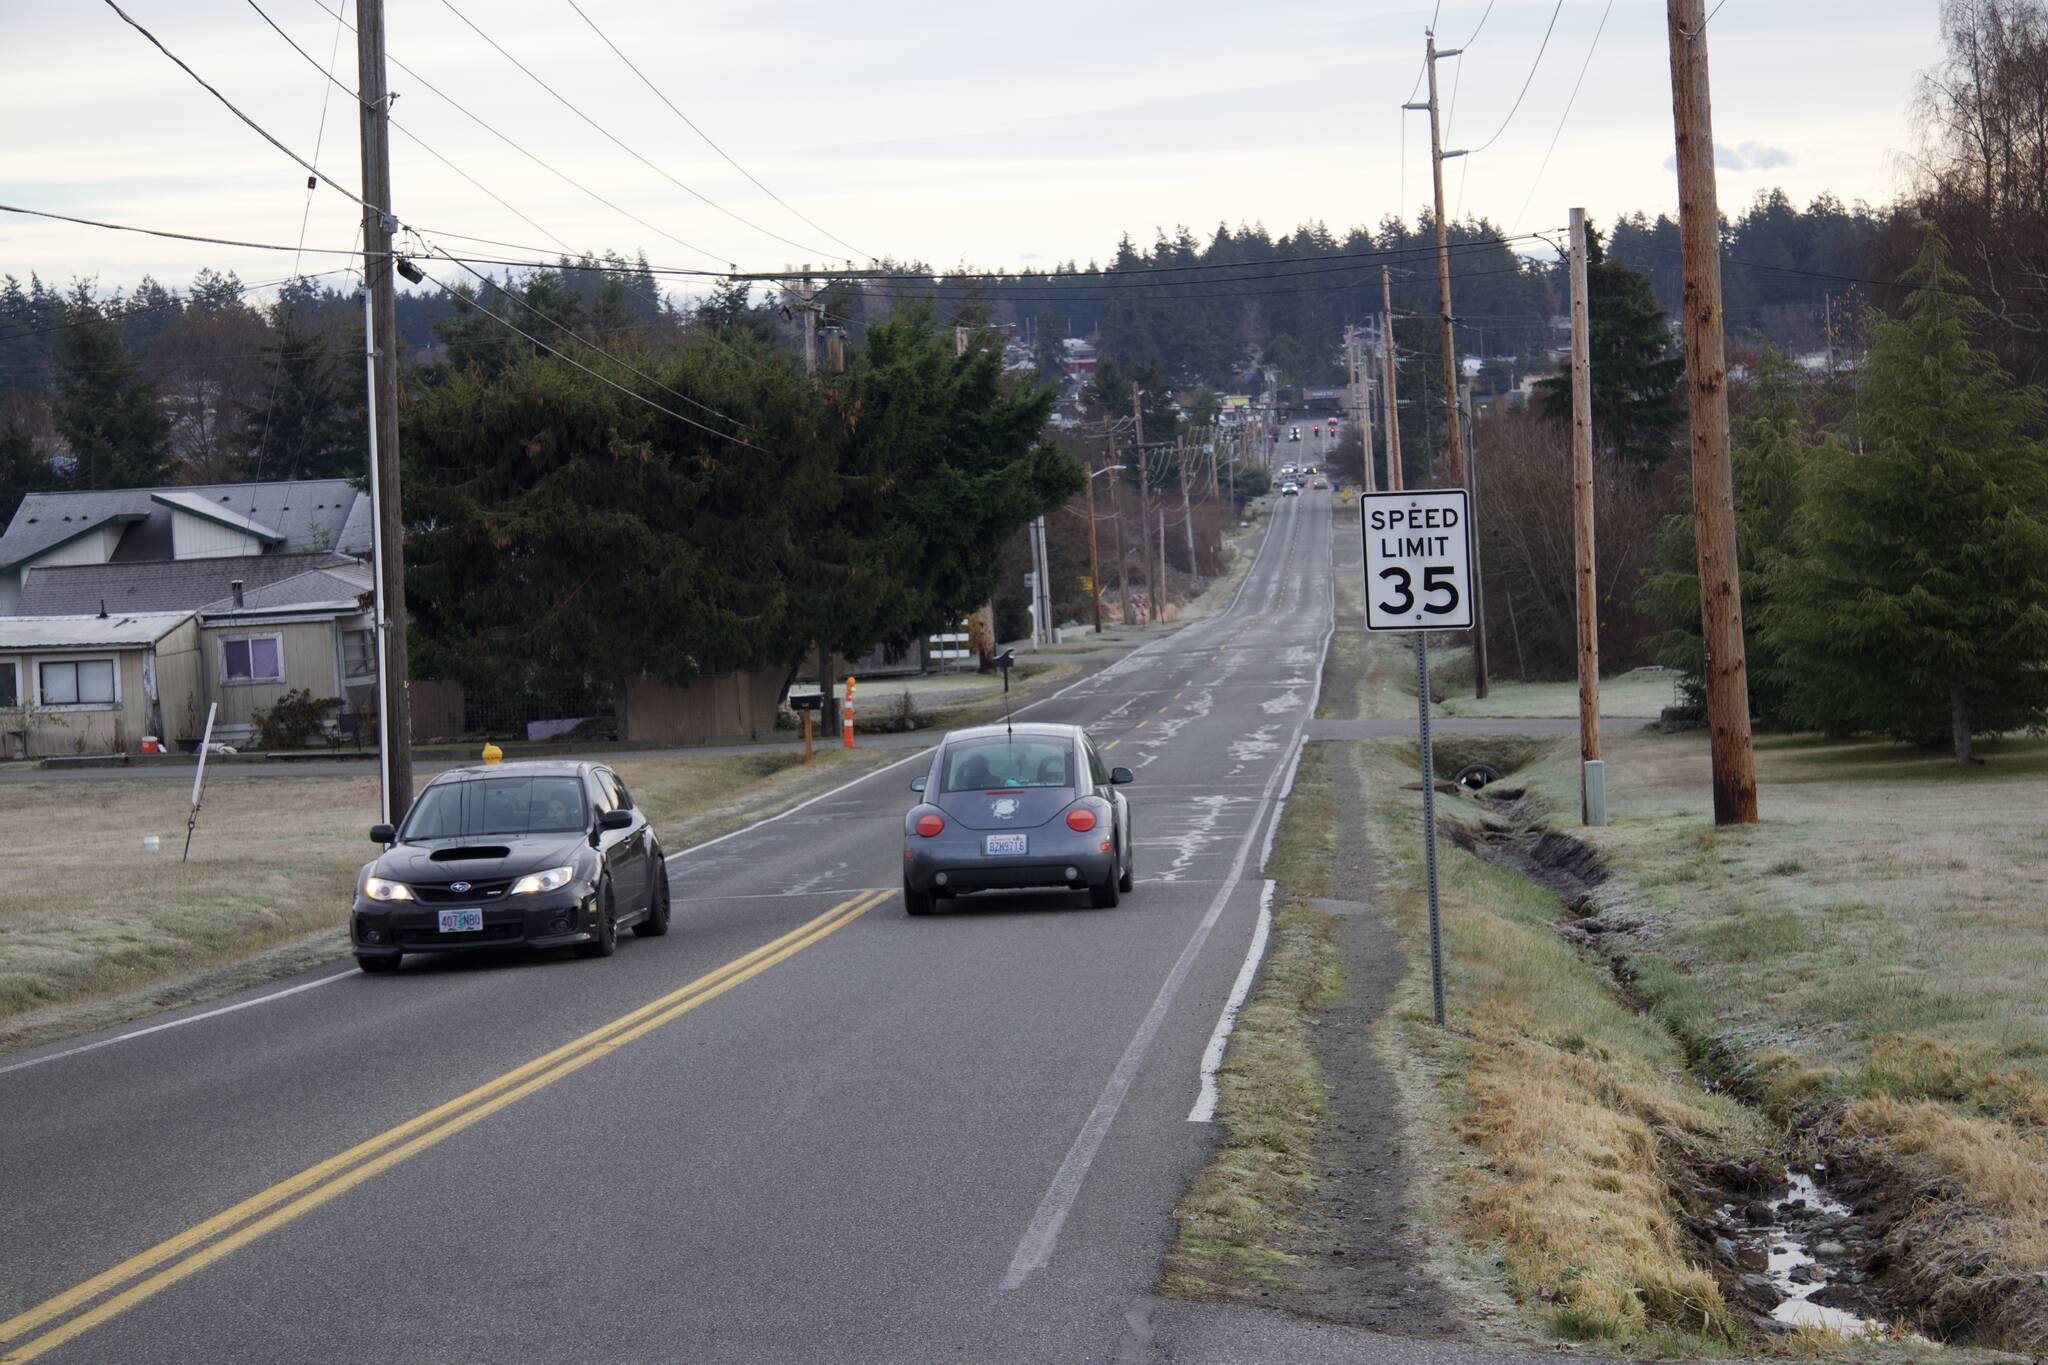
[
  {"x1": 916, "y1": 814, "x2": 945, "y2": 837},
  {"x1": 1066, "y1": 807, "x2": 1098, "y2": 833}
]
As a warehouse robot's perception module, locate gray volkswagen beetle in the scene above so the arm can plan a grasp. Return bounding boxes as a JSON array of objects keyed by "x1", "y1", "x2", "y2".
[{"x1": 902, "y1": 722, "x2": 1134, "y2": 914}]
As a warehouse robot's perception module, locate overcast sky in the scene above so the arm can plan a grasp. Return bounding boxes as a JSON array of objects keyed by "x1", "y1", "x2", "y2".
[{"x1": 1, "y1": 1, "x2": 1940, "y2": 305}]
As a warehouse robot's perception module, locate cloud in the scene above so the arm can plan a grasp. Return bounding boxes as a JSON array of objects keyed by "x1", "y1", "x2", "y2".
[{"x1": 1662, "y1": 141, "x2": 1796, "y2": 173}]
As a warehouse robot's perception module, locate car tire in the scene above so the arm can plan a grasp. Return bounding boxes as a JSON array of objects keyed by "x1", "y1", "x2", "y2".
[
  {"x1": 634, "y1": 865, "x2": 672, "y2": 937},
  {"x1": 903, "y1": 878, "x2": 935, "y2": 916},
  {"x1": 576, "y1": 886, "x2": 619, "y2": 958},
  {"x1": 356, "y1": 954, "x2": 399, "y2": 974},
  {"x1": 1119, "y1": 820, "x2": 1135, "y2": 892},
  {"x1": 1089, "y1": 864, "x2": 1120, "y2": 909}
]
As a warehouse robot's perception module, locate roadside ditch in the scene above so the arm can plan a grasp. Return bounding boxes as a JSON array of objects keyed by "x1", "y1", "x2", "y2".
[{"x1": 1439, "y1": 759, "x2": 1951, "y2": 1350}]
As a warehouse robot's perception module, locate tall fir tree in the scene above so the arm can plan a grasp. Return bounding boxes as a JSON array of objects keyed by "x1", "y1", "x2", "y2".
[
  {"x1": 1535, "y1": 223, "x2": 1685, "y2": 468},
  {"x1": 1765, "y1": 231, "x2": 2048, "y2": 760},
  {"x1": 53, "y1": 286, "x2": 173, "y2": 489},
  {"x1": 1640, "y1": 347, "x2": 1814, "y2": 722},
  {"x1": 242, "y1": 319, "x2": 362, "y2": 482},
  {"x1": 0, "y1": 423, "x2": 62, "y2": 524}
]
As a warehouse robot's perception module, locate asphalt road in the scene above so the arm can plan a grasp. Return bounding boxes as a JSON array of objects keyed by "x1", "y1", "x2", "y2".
[{"x1": 0, "y1": 493, "x2": 1556, "y2": 1363}]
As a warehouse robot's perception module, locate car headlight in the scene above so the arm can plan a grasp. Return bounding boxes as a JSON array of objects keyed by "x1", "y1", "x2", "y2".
[
  {"x1": 509, "y1": 866, "x2": 577, "y2": 896},
  {"x1": 363, "y1": 877, "x2": 414, "y2": 902}
]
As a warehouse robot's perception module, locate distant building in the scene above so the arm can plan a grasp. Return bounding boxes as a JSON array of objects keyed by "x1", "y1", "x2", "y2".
[{"x1": 1061, "y1": 338, "x2": 1098, "y2": 380}]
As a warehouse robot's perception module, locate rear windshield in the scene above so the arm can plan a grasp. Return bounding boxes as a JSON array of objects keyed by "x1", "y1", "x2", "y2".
[
  {"x1": 941, "y1": 739, "x2": 1075, "y2": 792},
  {"x1": 401, "y1": 776, "x2": 589, "y2": 839}
]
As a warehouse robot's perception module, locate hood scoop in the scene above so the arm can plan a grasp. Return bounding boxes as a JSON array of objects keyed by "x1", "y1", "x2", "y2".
[{"x1": 429, "y1": 845, "x2": 513, "y2": 862}]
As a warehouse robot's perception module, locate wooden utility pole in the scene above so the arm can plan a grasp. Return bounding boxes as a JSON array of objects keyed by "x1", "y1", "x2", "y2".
[
  {"x1": 1176, "y1": 435, "x2": 1197, "y2": 578},
  {"x1": 1380, "y1": 268, "x2": 1404, "y2": 492},
  {"x1": 1568, "y1": 208, "x2": 1603, "y2": 823},
  {"x1": 356, "y1": 0, "x2": 412, "y2": 821},
  {"x1": 1087, "y1": 444, "x2": 1106, "y2": 633},
  {"x1": 1668, "y1": 0, "x2": 1759, "y2": 824},
  {"x1": 1410, "y1": 35, "x2": 1489, "y2": 697},
  {"x1": 1133, "y1": 382, "x2": 1159, "y2": 622},
  {"x1": 1156, "y1": 506, "x2": 1168, "y2": 616}
]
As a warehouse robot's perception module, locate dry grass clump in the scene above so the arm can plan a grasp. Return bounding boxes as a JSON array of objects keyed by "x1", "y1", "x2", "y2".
[
  {"x1": 1839, "y1": 1097, "x2": 2048, "y2": 1350},
  {"x1": 1460, "y1": 1038, "x2": 1733, "y2": 1343}
]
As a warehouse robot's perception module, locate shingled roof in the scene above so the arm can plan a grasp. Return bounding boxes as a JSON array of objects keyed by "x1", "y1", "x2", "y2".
[
  {"x1": 0, "y1": 480, "x2": 370, "y2": 573},
  {"x1": 16, "y1": 553, "x2": 362, "y2": 616}
]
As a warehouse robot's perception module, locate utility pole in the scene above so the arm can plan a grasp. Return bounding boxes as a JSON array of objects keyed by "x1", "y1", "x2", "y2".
[
  {"x1": 1380, "y1": 267, "x2": 1404, "y2": 492},
  {"x1": 1086, "y1": 444, "x2": 1105, "y2": 633},
  {"x1": 1569, "y1": 208, "x2": 1603, "y2": 824},
  {"x1": 1409, "y1": 35, "x2": 1489, "y2": 697},
  {"x1": 1156, "y1": 506, "x2": 1168, "y2": 617},
  {"x1": 1132, "y1": 382, "x2": 1158, "y2": 622},
  {"x1": 1177, "y1": 434, "x2": 1197, "y2": 579},
  {"x1": 356, "y1": 0, "x2": 412, "y2": 822},
  {"x1": 1668, "y1": 0, "x2": 1760, "y2": 825}
]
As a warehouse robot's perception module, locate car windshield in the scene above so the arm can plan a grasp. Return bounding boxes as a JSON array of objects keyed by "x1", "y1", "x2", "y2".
[
  {"x1": 940, "y1": 739, "x2": 1074, "y2": 792},
  {"x1": 400, "y1": 776, "x2": 589, "y2": 840}
]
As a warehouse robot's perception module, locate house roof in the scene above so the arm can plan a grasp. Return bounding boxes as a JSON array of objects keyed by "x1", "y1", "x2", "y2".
[
  {"x1": 0, "y1": 480, "x2": 370, "y2": 574},
  {"x1": 0, "y1": 611, "x2": 195, "y2": 651},
  {"x1": 149, "y1": 491, "x2": 286, "y2": 545},
  {"x1": 16, "y1": 553, "x2": 361, "y2": 616},
  {"x1": 198, "y1": 564, "x2": 373, "y2": 615}
]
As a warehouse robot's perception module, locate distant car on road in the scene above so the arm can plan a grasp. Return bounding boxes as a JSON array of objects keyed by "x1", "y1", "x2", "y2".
[
  {"x1": 1288, "y1": 426, "x2": 1303, "y2": 441},
  {"x1": 1312, "y1": 478, "x2": 1328, "y2": 489},
  {"x1": 351, "y1": 760, "x2": 668, "y2": 971},
  {"x1": 1281, "y1": 480, "x2": 1301, "y2": 496},
  {"x1": 903, "y1": 722, "x2": 1134, "y2": 913}
]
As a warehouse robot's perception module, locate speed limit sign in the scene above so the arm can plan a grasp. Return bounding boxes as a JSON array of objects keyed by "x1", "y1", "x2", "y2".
[{"x1": 1361, "y1": 488, "x2": 1475, "y2": 631}]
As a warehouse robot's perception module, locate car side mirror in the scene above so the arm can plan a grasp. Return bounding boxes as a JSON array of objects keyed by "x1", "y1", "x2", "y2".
[
  {"x1": 369, "y1": 823, "x2": 394, "y2": 843},
  {"x1": 1110, "y1": 767, "x2": 1134, "y2": 785},
  {"x1": 910, "y1": 776, "x2": 927, "y2": 792},
  {"x1": 599, "y1": 808, "x2": 634, "y2": 831}
]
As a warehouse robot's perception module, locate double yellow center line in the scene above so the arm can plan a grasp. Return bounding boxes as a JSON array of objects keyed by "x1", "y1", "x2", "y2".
[{"x1": 0, "y1": 888, "x2": 890, "y2": 1362}]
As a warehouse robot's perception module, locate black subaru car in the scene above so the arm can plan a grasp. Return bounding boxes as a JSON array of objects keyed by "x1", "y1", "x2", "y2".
[{"x1": 351, "y1": 760, "x2": 669, "y2": 972}]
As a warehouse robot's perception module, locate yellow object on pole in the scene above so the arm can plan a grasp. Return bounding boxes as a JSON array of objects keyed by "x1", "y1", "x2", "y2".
[{"x1": 481, "y1": 740, "x2": 503, "y2": 765}]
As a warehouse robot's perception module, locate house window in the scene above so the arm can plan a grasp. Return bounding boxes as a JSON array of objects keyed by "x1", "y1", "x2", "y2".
[
  {"x1": 40, "y1": 658, "x2": 117, "y2": 706},
  {"x1": 0, "y1": 662, "x2": 17, "y2": 709},
  {"x1": 223, "y1": 635, "x2": 283, "y2": 683},
  {"x1": 341, "y1": 628, "x2": 375, "y2": 681}
]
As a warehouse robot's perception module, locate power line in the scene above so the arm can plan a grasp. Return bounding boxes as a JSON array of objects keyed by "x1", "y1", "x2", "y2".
[
  {"x1": 435, "y1": 0, "x2": 843, "y2": 262},
  {"x1": 1509, "y1": 0, "x2": 1615, "y2": 233},
  {"x1": 255, "y1": 0, "x2": 350, "y2": 481},
  {"x1": 401, "y1": 256, "x2": 770, "y2": 449},
  {"x1": 1464, "y1": 0, "x2": 1567, "y2": 157},
  {"x1": 560, "y1": 0, "x2": 870, "y2": 262},
  {"x1": 407, "y1": 230, "x2": 756, "y2": 434},
  {"x1": 300, "y1": 0, "x2": 729, "y2": 270}
]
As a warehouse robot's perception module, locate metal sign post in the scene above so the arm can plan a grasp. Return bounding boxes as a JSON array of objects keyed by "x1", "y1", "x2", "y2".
[
  {"x1": 1361, "y1": 489, "x2": 1476, "y2": 1028},
  {"x1": 182, "y1": 702, "x2": 219, "y2": 864}
]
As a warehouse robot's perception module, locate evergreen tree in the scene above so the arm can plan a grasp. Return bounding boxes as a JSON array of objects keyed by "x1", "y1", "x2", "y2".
[
  {"x1": 1535, "y1": 224, "x2": 1684, "y2": 468},
  {"x1": 243, "y1": 319, "x2": 361, "y2": 481},
  {"x1": 1640, "y1": 347, "x2": 1814, "y2": 722},
  {"x1": 53, "y1": 285, "x2": 173, "y2": 488},
  {"x1": 0, "y1": 423, "x2": 62, "y2": 524},
  {"x1": 1765, "y1": 232, "x2": 2048, "y2": 760}
]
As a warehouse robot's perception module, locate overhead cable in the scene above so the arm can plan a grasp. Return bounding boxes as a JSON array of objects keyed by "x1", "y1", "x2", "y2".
[
  {"x1": 560, "y1": 0, "x2": 870, "y2": 261},
  {"x1": 436, "y1": 0, "x2": 844, "y2": 261},
  {"x1": 1509, "y1": 0, "x2": 1615, "y2": 232}
]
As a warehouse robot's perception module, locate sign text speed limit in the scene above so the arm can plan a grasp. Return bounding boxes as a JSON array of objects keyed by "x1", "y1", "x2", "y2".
[{"x1": 1361, "y1": 488, "x2": 1475, "y2": 632}]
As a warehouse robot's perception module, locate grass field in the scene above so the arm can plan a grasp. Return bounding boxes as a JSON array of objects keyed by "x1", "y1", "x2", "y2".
[{"x1": 0, "y1": 747, "x2": 898, "y2": 1049}]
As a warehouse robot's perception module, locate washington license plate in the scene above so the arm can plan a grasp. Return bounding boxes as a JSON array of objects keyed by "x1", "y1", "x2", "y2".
[
  {"x1": 437, "y1": 909, "x2": 483, "y2": 933},
  {"x1": 985, "y1": 834, "x2": 1027, "y2": 856}
]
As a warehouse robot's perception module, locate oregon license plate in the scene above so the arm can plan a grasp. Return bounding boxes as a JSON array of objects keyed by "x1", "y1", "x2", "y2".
[
  {"x1": 985, "y1": 833, "x2": 1027, "y2": 856},
  {"x1": 437, "y1": 909, "x2": 483, "y2": 933}
]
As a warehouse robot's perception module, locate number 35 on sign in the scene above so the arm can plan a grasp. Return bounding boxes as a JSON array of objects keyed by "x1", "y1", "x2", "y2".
[{"x1": 1361, "y1": 488, "x2": 1476, "y2": 632}]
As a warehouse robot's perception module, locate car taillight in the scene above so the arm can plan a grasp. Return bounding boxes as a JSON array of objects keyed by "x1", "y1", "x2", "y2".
[
  {"x1": 916, "y1": 814, "x2": 945, "y2": 837},
  {"x1": 1066, "y1": 807, "x2": 1098, "y2": 833}
]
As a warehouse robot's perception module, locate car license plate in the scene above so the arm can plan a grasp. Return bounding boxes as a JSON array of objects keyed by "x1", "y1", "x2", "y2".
[
  {"x1": 437, "y1": 909, "x2": 483, "y2": 933},
  {"x1": 985, "y1": 833, "x2": 1027, "y2": 856}
]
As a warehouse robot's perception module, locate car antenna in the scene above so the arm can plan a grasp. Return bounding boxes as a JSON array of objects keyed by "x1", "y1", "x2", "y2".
[{"x1": 994, "y1": 649, "x2": 1016, "y2": 738}]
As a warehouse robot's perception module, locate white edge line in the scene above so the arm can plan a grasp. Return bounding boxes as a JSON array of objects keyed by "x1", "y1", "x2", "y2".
[
  {"x1": 998, "y1": 497, "x2": 1337, "y2": 1293},
  {"x1": 0, "y1": 970, "x2": 354, "y2": 1079},
  {"x1": 1187, "y1": 879, "x2": 1276, "y2": 1123}
]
